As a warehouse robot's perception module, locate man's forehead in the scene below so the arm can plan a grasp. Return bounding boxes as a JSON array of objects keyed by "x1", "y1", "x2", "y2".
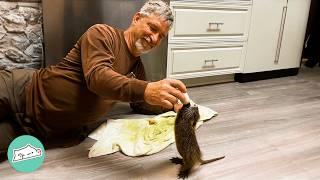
[{"x1": 144, "y1": 15, "x2": 170, "y2": 32}]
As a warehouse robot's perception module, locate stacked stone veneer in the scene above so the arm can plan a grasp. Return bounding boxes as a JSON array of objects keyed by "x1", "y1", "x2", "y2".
[{"x1": 0, "y1": 0, "x2": 42, "y2": 70}]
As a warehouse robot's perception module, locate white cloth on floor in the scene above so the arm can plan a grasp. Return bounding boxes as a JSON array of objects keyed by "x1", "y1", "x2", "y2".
[{"x1": 88, "y1": 104, "x2": 217, "y2": 158}]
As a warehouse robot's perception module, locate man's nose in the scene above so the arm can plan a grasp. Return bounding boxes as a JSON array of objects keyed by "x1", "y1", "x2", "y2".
[{"x1": 150, "y1": 33, "x2": 160, "y2": 45}]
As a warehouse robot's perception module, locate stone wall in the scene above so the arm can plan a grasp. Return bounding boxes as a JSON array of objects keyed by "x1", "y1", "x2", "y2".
[{"x1": 0, "y1": 0, "x2": 43, "y2": 70}]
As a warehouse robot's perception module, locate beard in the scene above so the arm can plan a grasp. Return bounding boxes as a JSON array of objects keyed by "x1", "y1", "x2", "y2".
[{"x1": 135, "y1": 38, "x2": 152, "y2": 55}]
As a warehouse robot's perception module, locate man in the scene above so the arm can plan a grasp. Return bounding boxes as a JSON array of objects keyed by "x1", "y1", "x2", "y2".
[{"x1": 0, "y1": 0, "x2": 187, "y2": 157}]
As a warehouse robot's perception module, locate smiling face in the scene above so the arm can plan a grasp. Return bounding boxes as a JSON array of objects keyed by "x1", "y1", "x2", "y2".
[{"x1": 125, "y1": 12, "x2": 170, "y2": 57}]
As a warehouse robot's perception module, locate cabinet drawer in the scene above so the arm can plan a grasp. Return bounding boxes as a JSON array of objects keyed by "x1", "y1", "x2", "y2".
[
  {"x1": 171, "y1": 46, "x2": 242, "y2": 74},
  {"x1": 172, "y1": 8, "x2": 250, "y2": 38}
]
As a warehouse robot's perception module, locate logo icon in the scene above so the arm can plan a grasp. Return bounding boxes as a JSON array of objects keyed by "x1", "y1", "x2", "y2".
[
  {"x1": 7, "y1": 135, "x2": 45, "y2": 172},
  {"x1": 12, "y1": 144, "x2": 42, "y2": 163}
]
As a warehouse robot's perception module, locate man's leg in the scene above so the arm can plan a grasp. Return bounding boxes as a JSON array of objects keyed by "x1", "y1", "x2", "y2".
[
  {"x1": 0, "y1": 120, "x2": 20, "y2": 162},
  {"x1": 0, "y1": 70, "x2": 17, "y2": 161},
  {"x1": 0, "y1": 70, "x2": 11, "y2": 120}
]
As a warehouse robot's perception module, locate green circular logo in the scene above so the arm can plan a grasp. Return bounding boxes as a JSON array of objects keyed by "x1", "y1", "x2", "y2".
[{"x1": 7, "y1": 135, "x2": 45, "y2": 172}]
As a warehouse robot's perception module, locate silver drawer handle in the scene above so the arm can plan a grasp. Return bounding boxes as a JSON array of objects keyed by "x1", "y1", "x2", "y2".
[
  {"x1": 275, "y1": 6, "x2": 287, "y2": 64},
  {"x1": 207, "y1": 22, "x2": 224, "y2": 32},
  {"x1": 203, "y1": 59, "x2": 219, "y2": 68}
]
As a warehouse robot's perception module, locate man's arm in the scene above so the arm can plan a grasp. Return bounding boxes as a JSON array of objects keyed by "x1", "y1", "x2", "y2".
[
  {"x1": 80, "y1": 24, "x2": 148, "y2": 102},
  {"x1": 80, "y1": 24, "x2": 187, "y2": 109},
  {"x1": 128, "y1": 60, "x2": 172, "y2": 114}
]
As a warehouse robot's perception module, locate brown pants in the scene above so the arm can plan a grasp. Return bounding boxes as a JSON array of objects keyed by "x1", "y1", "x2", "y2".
[
  {"x1": 0, "y1": 69, "x2": 99, "y2": 158},
  {"x1": 0, "y1": 69, "x2": 35, "y2": 157}
]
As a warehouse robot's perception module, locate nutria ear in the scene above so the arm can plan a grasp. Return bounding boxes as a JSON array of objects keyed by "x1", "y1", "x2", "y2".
[{"x1": 183, "y1": 103, "x2": 191, "y2": 108}]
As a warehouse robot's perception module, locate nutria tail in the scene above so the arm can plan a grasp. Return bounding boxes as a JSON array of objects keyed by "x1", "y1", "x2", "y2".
[{"x1": 200, "y1": 156, "x2": 225, "y2": 165}]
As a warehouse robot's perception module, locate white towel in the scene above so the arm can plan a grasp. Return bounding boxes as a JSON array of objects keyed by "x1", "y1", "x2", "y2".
[{"x1": 88, "y1": 104, "x2": 217, "y2": 158}]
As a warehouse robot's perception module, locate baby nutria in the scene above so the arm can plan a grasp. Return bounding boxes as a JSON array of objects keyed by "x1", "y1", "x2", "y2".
[{"x1": 171, "y1": 102, "x2": 225, "y2": 179}]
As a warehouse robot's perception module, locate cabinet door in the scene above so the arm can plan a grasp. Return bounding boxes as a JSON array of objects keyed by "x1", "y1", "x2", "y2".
[
  {"x1": 172, "y1": 46, "x2": 243, "y2": 74},
  {"x1": 243, "y1": 0, "x2": 287, "y2": 73},
  {"x1": 172, "y1": 7, "x2": 250, "y2": 38},
  {"x1": 166, "y1": 42, "x2": 246, "y2": 79},
  {"x1": 277, "y1": 0, "x2": 311, "y2": 69}
]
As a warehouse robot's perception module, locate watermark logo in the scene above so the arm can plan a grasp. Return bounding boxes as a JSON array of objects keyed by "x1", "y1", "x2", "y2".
[{"x1": 7, "y1": 135, "x2": 45, "y2": 172}]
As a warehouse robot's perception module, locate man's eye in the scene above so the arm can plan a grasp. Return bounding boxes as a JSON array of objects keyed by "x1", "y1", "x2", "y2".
[{"x1": 149, "y1": 25, "x2": 157, "y2": 32}]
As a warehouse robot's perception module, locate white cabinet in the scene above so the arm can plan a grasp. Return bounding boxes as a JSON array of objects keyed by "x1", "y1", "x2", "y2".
[
  {"x1": 172, "y1": 46, "x2": 243, "y2": 74},
  {"x1": 167, "y1": 0, "x2": 252, "y2": 79},
  {"x1": 167, "y1": 0, "x2": 311, "y2": 82},
  {"x1": 172, "y1": 7, "x2": 250, "y2": 38},
  {"x1": 167, "y1": 42, "x2": 247, "y2": 79},
  {"x1": 277, "y1": 0, "x2": 312, "y2": 70},
  {"x1": 243, "y1": 0, "x2": 311, "y2": 73}
]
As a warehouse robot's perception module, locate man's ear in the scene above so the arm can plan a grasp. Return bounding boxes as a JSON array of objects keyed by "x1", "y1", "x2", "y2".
[{"x1": 132, "y1": 12, "x2": 142, "y2": 25}]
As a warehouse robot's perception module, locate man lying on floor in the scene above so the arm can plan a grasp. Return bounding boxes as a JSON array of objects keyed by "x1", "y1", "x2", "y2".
[{"x1": 0, "y1": 0, "x2": 188, "y2": 159}]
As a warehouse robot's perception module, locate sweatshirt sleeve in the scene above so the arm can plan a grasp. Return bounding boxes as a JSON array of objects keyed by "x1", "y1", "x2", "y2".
[
  {"x1": 80, "y1": 24, "x2": 148, "y2": 102},
  {"x1": 129, "y1": 60, "x2": 172, "y2": 115}
]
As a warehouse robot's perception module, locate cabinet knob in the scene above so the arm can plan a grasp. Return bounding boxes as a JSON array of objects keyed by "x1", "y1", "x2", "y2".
[{"x1": 207, "y1": 22, "x2": 224, "y2": 32}]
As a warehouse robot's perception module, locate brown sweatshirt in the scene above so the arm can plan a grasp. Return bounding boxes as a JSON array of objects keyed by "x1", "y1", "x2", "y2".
[{"x1": 25, "y1": 24, "x2": 149, "y2": 144}]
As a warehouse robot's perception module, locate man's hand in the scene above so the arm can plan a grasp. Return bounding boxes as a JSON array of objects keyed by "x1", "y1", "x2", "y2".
[
  {"x1": 144, "y1": 79, "x2": 187, "y2": 110},
  {"x1": 173, "y1": 103, "x2": 183, "y2": 113}
]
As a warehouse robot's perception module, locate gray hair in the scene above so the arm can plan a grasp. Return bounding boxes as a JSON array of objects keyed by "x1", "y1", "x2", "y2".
[{"x1": 139, "y1": 0, "x2": 174, "y2": 29}]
